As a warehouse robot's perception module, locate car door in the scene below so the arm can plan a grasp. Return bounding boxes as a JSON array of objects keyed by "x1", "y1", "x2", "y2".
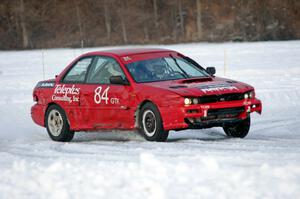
[
  {"x1": 80, "y1": 56, "x2": 133, "y2": 129},
  {"x1": 58, "y1": 56, "x2": 94, "y2": 129}
]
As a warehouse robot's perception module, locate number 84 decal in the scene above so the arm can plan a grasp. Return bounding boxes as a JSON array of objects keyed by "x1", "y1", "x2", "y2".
[{"x1": 94, "y1": 86, "x2": 120, "y2": 104}]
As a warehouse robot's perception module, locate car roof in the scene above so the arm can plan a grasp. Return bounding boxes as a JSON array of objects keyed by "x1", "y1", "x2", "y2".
[{"x1": 83, "y1": 48, "x2": 175, "y2": 57}]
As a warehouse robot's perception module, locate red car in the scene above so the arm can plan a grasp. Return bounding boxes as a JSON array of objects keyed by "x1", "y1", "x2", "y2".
[{"x1": 31, "y1": 48, "x2": 262, "y2": 142}]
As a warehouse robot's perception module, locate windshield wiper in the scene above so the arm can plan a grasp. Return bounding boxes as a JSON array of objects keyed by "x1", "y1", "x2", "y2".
[{"x1": 169, "y1": 54, "x2": 189, "y2": 78}]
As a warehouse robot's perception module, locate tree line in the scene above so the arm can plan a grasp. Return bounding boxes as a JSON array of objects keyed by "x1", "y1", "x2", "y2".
[{"x1": 0, "y1": 0, "x2": 299, "y2": 50}]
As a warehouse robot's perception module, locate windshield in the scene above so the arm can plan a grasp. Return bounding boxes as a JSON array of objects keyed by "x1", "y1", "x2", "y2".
[{"x1": 125, "y1": 57, "x2": 209, "y2": 83}]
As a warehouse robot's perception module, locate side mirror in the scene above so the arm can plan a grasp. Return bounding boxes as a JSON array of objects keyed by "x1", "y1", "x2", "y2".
[
  {"x1": 206, "y1": 67, "x2": 216, "y2": 76},
  {"x1": 109, "y1": 76, "x2": 129, "y2": 85}
]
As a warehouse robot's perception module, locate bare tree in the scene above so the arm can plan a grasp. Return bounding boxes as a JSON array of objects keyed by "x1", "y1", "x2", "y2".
[
  {"x1": 120, "y1": 17, "x2": 128, "y2": 44},
  {"x1": 75, "y1": 2, "x2": 84, "y2": 46},
  {"x1": 196, "y1": 0, "x2": 202, "y2": 40},
  {"x1": 119, "y1": 1, "x2": 128, "y2": 44},
  {"x1": 19, "y1": 0, "x2": 29, "y2": 48},
  {"x1": 104, "y1": 0, "x2": 111, "y2": 42},
  {"x1": 153, "y1": 0, "x2": 158, "y2": 28},
  {"x1": 177, "y1": 0, "x2": 185, "y2": 39}
]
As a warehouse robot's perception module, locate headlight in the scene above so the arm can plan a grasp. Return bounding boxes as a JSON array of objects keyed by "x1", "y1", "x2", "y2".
[
  {"x1": 192, "y1": 98, "x2": 199, "y2": 104},
  {"x1": 184, "y1": 98, "x2": 199, "y2": 105},
  {"x1": 244, "y1": 90, "x2": 255, "y2": 99},
  {"x1": 249, "y1": 91, "x2": 255, "y2": 98},
  {"x1": 184, "y1": 98, "x2": 192, "y2": 105}
]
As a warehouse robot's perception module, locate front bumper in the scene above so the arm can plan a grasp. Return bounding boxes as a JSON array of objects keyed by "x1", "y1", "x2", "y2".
[{"x1": 160, "y1": 98, "x2": 262, "y2": 130}]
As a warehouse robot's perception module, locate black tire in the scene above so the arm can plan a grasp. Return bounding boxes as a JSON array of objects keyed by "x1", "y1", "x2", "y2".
[
  {"x1": 45, "y1": 104, "x2": 74, "y2": 142},
  {"x1": 139, "y1": 102, "x2": 169, "y2": 142},
  {"x1": 223, "y1": 117, "x2": 251, "y2": 138}
]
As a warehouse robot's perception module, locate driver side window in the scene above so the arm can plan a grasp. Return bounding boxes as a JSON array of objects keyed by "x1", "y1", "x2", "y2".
[{"x1": 63, "y1": 57, "x2": 92, "y2": 83}]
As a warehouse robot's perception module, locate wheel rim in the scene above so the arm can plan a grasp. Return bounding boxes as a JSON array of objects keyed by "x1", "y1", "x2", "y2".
[
  {"x1": 47, "y1": 109, "x2": 63, "y2": 136},
  {"x1": 142, "y1": 110, "x2": 157, "y2": 137}
]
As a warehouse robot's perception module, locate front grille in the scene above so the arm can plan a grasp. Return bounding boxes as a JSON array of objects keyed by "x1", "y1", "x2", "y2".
[
  {"x1": 201, "y1": 107, "x2": 245, "y2": 121},
  {"x1": 199, "y1": 93, "x2": 244, "y2": 103},
  {"x1": 207, "y1": 107, "x2": 244, "y2": 116}
]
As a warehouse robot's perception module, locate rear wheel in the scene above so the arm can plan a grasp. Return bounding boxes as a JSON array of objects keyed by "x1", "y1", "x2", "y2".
[
  {"x1": 223, "y1": 117, "x2": 250, "y2": 138},
  {"x1": 139, "y1": 102, "x2": 168, "y2": 142},
  {"x1": 45, "y1": 104, "x2": 74, "y2": 142}
]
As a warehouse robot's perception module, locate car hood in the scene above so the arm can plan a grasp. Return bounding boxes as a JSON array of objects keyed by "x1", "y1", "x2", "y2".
[{"x1": 143, "y1": 77, "x2": 254, "y2": 97}]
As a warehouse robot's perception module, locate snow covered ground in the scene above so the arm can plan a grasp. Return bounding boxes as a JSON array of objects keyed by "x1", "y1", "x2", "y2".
[{"x1": 0, "y1": 41, "x2": 300, "y2": 199}]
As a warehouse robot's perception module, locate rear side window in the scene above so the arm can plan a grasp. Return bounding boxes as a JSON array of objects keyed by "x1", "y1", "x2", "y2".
[{"x1": 63, "y1": 57, "x2": 93, "y2": 83}]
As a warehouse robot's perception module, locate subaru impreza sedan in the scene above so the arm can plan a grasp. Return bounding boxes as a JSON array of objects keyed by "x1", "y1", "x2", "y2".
[{"x1": 31, "y1": 48, "x2": 262, "y2": 142}]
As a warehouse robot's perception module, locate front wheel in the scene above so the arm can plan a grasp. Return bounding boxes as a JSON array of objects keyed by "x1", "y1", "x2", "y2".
[
  {"x1": 139, "y1": 102, "x2": 169, "y2": 142},
  {"x1": 223, "y1": 117, "x2": 251, "y2": 138},
  {"x1": 45, "y1": 104, "x2": 74, "y2": 142}
]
